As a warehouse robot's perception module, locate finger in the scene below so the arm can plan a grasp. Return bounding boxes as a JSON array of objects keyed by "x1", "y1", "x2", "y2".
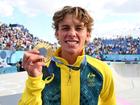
[
  {"x1": 27, "y1": 49, "x2": 40, "y2": 54},
  {"x1": 33, "y1": 61, "x2": 45, "y2": 66},
  {"x1": 26, "y1": 54, "x2": 44, "y2": 64},
  {"x1": 22, "y1": 50, "x2": 45, "y2": 71},
  {"x1": 22, "y1": 52, "x2": 29, "y2": 68},
  {"x1": 23, "y1": 50, "x2": 40, "y2": 60},
  {"x1": 23, "y1": 50, "x2": 39, "y2": 62},
  {"x1": 25, "y1": 59, "x2": 45, "y2": 73}
]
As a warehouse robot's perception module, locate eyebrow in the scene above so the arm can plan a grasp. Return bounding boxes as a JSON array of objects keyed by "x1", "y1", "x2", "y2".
[
  {"x1": 60, "y1": 24, "x2": 85, "y2": 27},
  {"x1": 60, "y1": 25, "x2": 69, "y2": 27},
  {"x1": 76, "y1": 24, "x2": 85, "y2": 27}
]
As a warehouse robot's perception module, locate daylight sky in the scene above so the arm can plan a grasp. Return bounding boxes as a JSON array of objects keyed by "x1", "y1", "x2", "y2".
[{"x1": 0, "y1": 0, "x2": 140, "y2": 43}]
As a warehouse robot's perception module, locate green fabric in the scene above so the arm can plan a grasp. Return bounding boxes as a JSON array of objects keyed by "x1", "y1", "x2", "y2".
[
  {"x1": 80, "y1": 63, "x2": 103, "y2": 105},
  {"x1": 42, "y1": 61, "x2": 61, "y2": 105},
  {"x1": 41, "y1": 57, "x2": 103, "y2": 105}
]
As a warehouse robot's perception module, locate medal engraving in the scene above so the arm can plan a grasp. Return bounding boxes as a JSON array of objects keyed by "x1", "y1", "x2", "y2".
[{"x1": 33, "y1": 42, "x2": 54, "y2": 63}]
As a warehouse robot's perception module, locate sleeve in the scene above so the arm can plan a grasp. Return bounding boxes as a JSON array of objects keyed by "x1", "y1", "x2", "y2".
[
  {"x1": 98, "y1": 63, "x2": 116, "y2": 105},
  {"x1": 18, "y1": 75, "x2": 45, "y2": 105}
]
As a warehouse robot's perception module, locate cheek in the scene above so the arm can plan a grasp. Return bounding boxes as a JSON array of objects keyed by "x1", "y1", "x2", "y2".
[
  {"x1": 56, "y1": 31, "x2": 63, "y2": 40},
  {"x1": 55, "y1": 31, "x2": 59, "y2": 40}
]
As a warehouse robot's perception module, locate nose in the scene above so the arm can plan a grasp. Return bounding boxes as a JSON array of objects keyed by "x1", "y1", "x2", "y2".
[{"x1": 68, "y1": 28, "x2": 76, "y2": 37}]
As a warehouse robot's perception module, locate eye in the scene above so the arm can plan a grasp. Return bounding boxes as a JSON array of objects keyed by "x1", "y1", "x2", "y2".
[
  {"x1": 61, "y1": 27, "x2": 70, "y2": 31},
  {"x1": 76, "y1": 27, "x2": 84, "y2": 31},
  {"x1": 62, "y1": 28, "x2": 69, "y2": 30}
]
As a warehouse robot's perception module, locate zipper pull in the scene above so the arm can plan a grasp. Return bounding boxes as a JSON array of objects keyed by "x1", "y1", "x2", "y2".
[{"x1": 67, "y1": 68, "x2": 72, "y2": 85}]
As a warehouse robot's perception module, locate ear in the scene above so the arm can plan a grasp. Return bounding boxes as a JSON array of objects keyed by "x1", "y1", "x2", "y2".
[{"x1": 85, "y1": 32, "x2": 91, "y2": 44}]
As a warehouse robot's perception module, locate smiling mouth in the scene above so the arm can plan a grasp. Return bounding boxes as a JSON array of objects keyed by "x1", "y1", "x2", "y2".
[{"x1": 65, "y1": 40, "x2": 79, "y2": 44}]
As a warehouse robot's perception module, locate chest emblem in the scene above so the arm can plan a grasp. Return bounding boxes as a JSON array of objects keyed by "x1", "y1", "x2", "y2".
[{"x1": 87, "y1": 72, "x2": 96, "y2": 87}]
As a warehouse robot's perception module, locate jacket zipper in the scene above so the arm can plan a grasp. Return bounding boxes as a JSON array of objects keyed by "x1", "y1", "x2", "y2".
[{"x1": 67, "y1": 68, "x2": 72, "y2": 85}]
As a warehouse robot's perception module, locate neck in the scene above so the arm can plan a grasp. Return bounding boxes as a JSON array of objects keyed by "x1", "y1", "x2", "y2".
[{"x1": 59, "y1": 51, "x2": 82, "y2": 65}]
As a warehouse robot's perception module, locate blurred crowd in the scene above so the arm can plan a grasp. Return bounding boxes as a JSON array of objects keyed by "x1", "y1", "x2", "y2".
[
  {"x1": 0, "y1": 23, "x2": 57, "y2": 51},
  {"x1": 86, "y1": 36, "x2": 140, "y2": 56}
]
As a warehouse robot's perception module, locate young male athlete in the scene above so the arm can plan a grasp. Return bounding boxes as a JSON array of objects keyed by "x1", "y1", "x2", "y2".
[{"x1": 18, "y1": 6, "x2": 116, "y2": 105}]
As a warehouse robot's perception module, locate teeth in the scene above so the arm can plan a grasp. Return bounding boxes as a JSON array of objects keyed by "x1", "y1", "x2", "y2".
[
  {"x1": 65, "y1": 40, "x2": 78, "y2": 44},
  {"x1": 67, "y1": 41, "x2": 77, "y2": 44}
]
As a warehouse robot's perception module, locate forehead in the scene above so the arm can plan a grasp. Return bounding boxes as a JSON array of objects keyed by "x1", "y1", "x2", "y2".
[{"x1": 59, "y1": 14, "x2": 85, "y2": 26}]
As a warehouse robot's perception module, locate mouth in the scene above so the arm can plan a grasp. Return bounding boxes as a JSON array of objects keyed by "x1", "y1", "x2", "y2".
[{"x1": 65, "y1": 40, "x2": 79, "y2": 45}]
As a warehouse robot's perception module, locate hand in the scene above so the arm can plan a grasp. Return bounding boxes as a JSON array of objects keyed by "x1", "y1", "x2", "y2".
[{"x1": 22, "y1": 50, "x2": 45, "y2": 77}]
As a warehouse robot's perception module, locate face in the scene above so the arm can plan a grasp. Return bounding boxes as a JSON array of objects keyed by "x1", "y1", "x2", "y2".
[{"x1": 55, "y1": 14, "x2": 91, "y2": 55}]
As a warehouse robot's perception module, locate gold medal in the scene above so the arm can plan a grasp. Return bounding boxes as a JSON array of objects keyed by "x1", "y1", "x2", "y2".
[{"x1": 33, "y1": 41, "x2": 54, "y2": 63}]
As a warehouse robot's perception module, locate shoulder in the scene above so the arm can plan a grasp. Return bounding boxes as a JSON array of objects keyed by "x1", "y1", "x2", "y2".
[
  {"x1": 86, "y1": 55, "x2": 113, "y2": 78},
  {"x1": 86, "y1": 55, "x2": 109, "y2": 69},
  {"x1": 86, "y1": 56, "x2": 116, "y2": 103}
]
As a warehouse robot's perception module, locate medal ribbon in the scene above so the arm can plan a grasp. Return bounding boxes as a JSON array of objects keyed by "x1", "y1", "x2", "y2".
[{"x1": 51, "y1": 55, "x2": 87, "y2": 70}]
